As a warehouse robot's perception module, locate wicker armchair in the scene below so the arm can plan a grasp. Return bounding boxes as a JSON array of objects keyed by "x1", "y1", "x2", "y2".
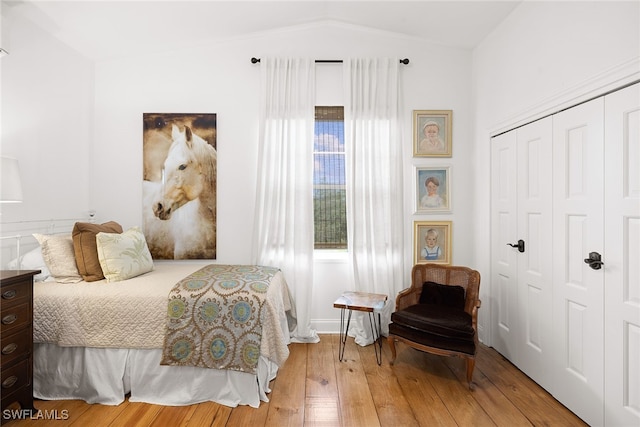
[{"x1": 388, "y1": 264, "x2": 481, "y2": 388}]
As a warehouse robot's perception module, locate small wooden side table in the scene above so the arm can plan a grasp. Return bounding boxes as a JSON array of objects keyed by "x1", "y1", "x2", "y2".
[{"x1": 333, "y1": 291, "x2": 388, "y2": 365}]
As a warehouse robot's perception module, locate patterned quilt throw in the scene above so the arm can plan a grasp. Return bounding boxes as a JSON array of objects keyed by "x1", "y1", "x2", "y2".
[{"x1": 161, "y1": 264, "x2": 280, "y2": 374}]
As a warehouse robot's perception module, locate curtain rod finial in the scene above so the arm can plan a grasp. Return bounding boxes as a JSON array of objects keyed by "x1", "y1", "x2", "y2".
[
  {"x1": 251, "y1": 57, "x2": 261, "y2": 64},
  {"x1": 400, "y1": 58, "x2": 409, "y2": 65}
]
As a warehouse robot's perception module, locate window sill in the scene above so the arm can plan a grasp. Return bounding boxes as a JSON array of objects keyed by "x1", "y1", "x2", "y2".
[{"x1": 314, "y1": 249, "x2": 348, "y2": 263}]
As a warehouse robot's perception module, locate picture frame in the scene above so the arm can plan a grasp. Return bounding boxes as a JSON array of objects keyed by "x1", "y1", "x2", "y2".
[
  {"x1": 414, "y1": 221, "x2": 452, "y2": 265},
  {"x1": 142, "y1": 113, "x2": 217, "y2": 260},
  {"x1": 415, "y1": 166, "x2": 451, "y2": 213},
  {"x1": 413, "y1": 110, "x2": 452, "y2": 157}
]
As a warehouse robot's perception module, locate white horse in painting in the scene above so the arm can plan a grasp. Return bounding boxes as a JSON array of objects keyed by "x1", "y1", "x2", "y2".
[{"x1": 145, "y1": 124, "x2": 217, "y2": 259}]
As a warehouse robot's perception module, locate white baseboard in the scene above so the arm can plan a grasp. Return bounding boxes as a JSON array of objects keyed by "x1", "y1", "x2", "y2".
[{"x1": 311, "y1": 319, "x2": 342, "y2": 334}]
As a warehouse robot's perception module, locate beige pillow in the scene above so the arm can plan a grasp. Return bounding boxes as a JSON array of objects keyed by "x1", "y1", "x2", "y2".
[
  {"x1": 33, "y1": 234, "x2": 82, "y2": 283},
  {"x1": 96, "y1": 227, "x2": 153, "y2": 282},
  {"x1": 72, "y1": 221, "x2": 123, "y2": 282}
]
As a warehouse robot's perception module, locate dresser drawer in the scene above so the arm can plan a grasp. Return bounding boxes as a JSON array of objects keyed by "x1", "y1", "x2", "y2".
[
  {"x1": 0, "y1": 358, "x2": 30, "y2": 401},
  {"x1": 1, "y1": 270, "x2": 37, "y2": 417},
  {"x1": 0, "y1": 328, "x2": 31, "y2": 366},
  {"x1": 1, "y1": 280, "x2": 32, "y2": 307},
  {"x1": 0, "y1": 302, "x2": 30, "y2": 335}
]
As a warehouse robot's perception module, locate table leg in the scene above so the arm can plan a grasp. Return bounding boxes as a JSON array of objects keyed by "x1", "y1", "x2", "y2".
[
  {"x1": 368, "y1": 311, "x2": 383, "y2": 365},
  {"x1": 338, "y1": 308, "x2": 353, "y2": 362}
]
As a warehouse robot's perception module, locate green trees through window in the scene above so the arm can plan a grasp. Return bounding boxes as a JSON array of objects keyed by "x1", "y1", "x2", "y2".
[{"x1": 314, "y1": 106, "x2": 347, "y2": 249}]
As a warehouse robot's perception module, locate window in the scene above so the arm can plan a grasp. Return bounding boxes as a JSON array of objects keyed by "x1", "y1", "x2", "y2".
[{"x1": 314, "y1": 106, "x2": 347, "y2": 249}]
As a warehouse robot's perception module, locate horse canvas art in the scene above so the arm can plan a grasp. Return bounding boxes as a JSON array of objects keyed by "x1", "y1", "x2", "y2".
[{"x1": 142, "y1": 113, "x2": 217, "y2": 259}]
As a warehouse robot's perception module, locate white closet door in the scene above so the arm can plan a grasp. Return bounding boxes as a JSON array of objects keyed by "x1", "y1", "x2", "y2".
[
  {"x1": 491, "y1": 130, "x2": 518, "y2": 361},
  {"x1": 552, "y1": 97, "x2": 605, "y2": 427},
  {"x1": 604, "y1": 83, "x2": 640, "y2": 426},
  {"x1": 515, "y1": 117, "x2": 553, "y2": 390},
  {"x1": 490, "y1": 117, "x2": 553, "y2": 390}
]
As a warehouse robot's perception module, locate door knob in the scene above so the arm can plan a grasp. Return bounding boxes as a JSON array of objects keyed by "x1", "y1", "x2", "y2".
[
  {"x1": 507, "y1": 239, "x2": 525, "y2": 253},
  {"x1": 584, "y1": 252, "x2": 604, "y2": 270}
]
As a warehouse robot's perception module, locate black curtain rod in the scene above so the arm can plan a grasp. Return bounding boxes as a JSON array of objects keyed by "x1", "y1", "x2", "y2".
[{"x1": 251, "y1": 57, "x2": 409, "y2": 65}]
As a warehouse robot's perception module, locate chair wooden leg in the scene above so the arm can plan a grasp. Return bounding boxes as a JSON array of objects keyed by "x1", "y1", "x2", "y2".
[
  {"x1": 466, "y1": 357, "x2": 475, "y2": 389},
  {"x1": 387, "y1": 336, "x2": 397, "y2": 365}
]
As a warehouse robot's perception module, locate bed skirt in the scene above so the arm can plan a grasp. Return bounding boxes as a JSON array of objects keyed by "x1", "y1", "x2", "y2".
[{"x1": 33, "y1": 343, "x2": 279, "y2": 408}]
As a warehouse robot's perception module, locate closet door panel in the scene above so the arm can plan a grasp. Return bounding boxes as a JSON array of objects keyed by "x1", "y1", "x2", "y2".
[
  {"x1": 604, "y1": 83, "x2": 640, "y2": 426},
  {"x1": 491, "y1": 131, "x2": 519, "y2": 361},
  {"x1": 516, "y1": 117, "x2": 553, "y2": 390},
  {"x1": 552, "y1": 97, "x2": 605, "y2": 427}
]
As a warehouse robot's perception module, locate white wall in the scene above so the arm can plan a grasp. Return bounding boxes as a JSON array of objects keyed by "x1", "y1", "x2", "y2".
[
  {"x1": 0, "y1": 9, "x2": 94, "y2": 224},
  {"x1": 90, "y1": 22, "x2": 474, "y2": 331},
  {"x1": 472, "y1": 1, "x2": 640, "y2": 343}
]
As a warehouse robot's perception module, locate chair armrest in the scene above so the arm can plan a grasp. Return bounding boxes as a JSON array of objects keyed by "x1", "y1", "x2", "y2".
[
  {"x1": 471, "y1": 299, "x2": 481, "y2": 331},
  {"x1": 395, "y1": 287, "x2": 421, "y2": 311}
]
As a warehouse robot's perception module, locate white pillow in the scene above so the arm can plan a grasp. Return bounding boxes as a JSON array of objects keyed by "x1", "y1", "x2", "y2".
[
  {"x1": 33, "y1": 234, "x2": 82, "y2": 283},
  {"x1": 6, "y1": 246, "x2": 51, "y2": 282},
  {"x1": 96, "y1": 227, "x2": 153, "y2": 282}
]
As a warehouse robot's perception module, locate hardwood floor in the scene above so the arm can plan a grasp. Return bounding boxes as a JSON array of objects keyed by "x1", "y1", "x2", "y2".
[{"x1": 3, "y1": 334, "x2": 587, "y2": 426}]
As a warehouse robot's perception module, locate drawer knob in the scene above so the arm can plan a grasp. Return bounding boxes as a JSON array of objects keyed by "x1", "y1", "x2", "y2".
[
  {"x1": 2, "y1": 314, "x2": 17, "y2": 325},
  {"x1": 2, "y1": 375, "x2": 18, "y2": 388},
  {"x1": 2, "y1": 290, "x2": 17, "y2": 299},
  {"x1": 2, "y1": 343, "x2": 18, "y2": 354}
]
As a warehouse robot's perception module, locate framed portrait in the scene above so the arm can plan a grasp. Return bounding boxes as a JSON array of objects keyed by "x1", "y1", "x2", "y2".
[
  {"x1": 142, "y1": 113, "x2": 217, "y2": 260},
  {"x1": 414, "y1": 221, "x2": 452, "y2": 265},
  {"x1": 415, "y1": 166, "x2": 451, "y2": 213},
  {"x1": 413, "y1": 110, "x2": 452, "y2": 157}
]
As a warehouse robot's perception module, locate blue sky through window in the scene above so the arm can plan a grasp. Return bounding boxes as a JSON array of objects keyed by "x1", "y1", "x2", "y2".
[{"x1": 314, "y1": 120, "x2": 345, "y2": 185}]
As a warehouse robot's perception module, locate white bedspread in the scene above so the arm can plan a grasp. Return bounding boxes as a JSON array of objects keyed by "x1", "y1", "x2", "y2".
[{"x1": 33, "y1": 262, "x2": 295, "y2": 366}]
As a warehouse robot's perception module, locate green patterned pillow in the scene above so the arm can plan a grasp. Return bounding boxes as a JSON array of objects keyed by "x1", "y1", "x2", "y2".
[{"x1": 96, "y1": 227, "x2": 153, "y2": 282}]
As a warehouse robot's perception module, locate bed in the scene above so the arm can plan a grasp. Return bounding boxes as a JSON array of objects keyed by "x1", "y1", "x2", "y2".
[{"x1": 1, "y1": 220, "x2": 296, "y2": 408}]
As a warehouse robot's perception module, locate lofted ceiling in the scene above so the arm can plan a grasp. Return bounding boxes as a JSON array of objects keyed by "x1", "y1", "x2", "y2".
[{"x1": 2, "y1": 0, "x2": 522, "y2": 61}]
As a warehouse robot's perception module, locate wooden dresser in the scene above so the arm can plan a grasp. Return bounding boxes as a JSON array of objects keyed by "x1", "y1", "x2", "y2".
[{"x1": 1, "y1": 270, "x2": 39, "y2": 421}]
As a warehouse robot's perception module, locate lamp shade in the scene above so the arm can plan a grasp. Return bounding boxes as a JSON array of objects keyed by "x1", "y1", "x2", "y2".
[{"x1": 1, "y1": 157, "x2": 23, "y2": 203}]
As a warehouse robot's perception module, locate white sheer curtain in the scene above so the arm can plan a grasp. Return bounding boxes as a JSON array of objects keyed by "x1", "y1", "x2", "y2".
[
  {"x1": 252, "y1": 58, "x2": 319, "y2": 343},
  {"x1": 344, "y1": 58, "x2": 406, "y2": 345}
]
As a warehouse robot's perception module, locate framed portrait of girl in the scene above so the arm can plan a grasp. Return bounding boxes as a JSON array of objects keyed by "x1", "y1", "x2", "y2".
[
  {"x1": 415, "y1": 166, "x2": 451, "y2": 213},
  {"x1": 415, "y1": 166, "x2": 451, "y2": 214}
]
